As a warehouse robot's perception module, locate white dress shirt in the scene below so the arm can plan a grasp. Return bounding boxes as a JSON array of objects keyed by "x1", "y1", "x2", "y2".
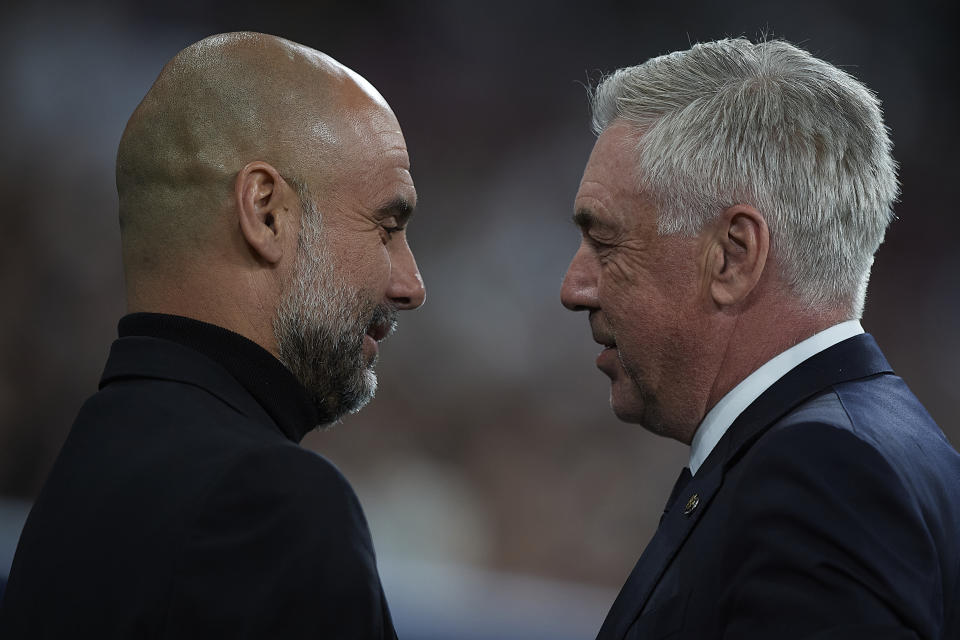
[{"x1": 688, "y1": 320, "x2": 865, "y2": 475}]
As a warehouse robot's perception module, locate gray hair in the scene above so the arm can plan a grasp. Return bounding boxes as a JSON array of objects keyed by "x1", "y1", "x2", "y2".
[{"x1": 591, "y1": 38, "x2": 899, "y2": 317}]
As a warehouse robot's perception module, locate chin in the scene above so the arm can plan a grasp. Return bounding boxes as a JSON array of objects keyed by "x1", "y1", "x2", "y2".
[
  {"x1": 610, "y1": 400, "x2": 647, "y2": 425},
  {"x1": 608, "y1": 378, "x2": 647, "y2": 423},
  {"x1": 610, "y1": 385, "x2": 681, "y2": 441}
]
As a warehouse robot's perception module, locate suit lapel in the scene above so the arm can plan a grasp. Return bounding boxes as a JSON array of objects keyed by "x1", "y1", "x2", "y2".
[
  {"x1": 595, "y1": 334, "x2": 893, "y2": 640},
  {"x1": 596, "y1": 463, "x2": 723, "y2": 640}
]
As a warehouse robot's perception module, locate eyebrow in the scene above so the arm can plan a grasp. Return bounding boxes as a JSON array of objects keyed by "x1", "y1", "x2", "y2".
[
  {"x1": 377, "y1": 197, "x2": 415, "y2": 225},
  {"x1": 572, "y1": 208, "x2": 601, "y2": 231}
]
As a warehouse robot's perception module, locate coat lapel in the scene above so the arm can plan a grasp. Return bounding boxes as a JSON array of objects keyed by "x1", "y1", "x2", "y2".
[
  {"x1": 596, "y1": 462, "x2": 724, "y2": 640},
  {"x1": 595, "y1": 334, "x2": 893, "y2": 640}
]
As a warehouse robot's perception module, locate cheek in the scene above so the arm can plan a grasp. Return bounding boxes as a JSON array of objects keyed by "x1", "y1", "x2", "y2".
[
  {"x1": 598, "y1": 263, "x2": 660, "y2": 326},
  {"x1": 611, "y1": 312, "x2": 656, "y2": 364},
  {"x1": 604, "y1": 256, "x2": 701, "y2": 325},
  {"x1": 352, "y1": 254, "x2": 390, "y2": 295},
  {"x1": 331, "y1": 235, "x2": 392, "y2": 292},
  {"x1": 600, "y1": 276, "x2": 678, "y2": 362},
  {"x1": 598, "y1": 248, "x2": 667, "y2": 313},
  {"x1": 599, "y1": 253, "x2": 640, "y2": 291}
]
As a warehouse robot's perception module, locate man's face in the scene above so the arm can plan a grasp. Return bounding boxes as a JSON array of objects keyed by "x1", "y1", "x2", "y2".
[
  {"x1": 560, "y1": 122, "x2": 709, "y2": 440},
  {"x1": 274, "y1": 105, "x2": 425, "y2": 426}
]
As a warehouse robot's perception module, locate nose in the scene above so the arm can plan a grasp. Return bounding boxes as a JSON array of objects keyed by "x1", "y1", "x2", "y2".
[
  {"x1": 561, "y1": 242, "x2": 599, "y2": 312},
  {"x1": 387, "y1": 236, "x2": 426, "y2": 310}
]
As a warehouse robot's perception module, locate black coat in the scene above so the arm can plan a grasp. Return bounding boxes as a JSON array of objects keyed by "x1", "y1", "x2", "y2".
[
  {"x1": 597, "y1": 335, "x2": 960, "y2": 640},
  {"x1": 0, "y1": 319, "x2": 397, "y2": 639}
]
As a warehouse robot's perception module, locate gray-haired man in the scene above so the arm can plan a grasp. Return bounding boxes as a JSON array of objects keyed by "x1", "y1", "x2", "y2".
[{"x1": 562, "y1": 38, "x2": 960, "y2": 639}]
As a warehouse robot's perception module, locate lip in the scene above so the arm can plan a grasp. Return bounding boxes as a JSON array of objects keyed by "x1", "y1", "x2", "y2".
[
  {"x1": 595, "y1": 345, "x2": 618, "y2": 372},
  {"x1": 589, "y1": 313, "x2": 615, "y2": 349},
  {"x1": 591, "y1": 333, "x2": 616, "y2": 349},
  {"x1": 362, "y1": 333, "x2": 379, "y2": 361},
  {"x1": 591, "y1": 327, "x2": 617, "y2": 372},
  {"x1": 366, "y1": 323, "x2": 390, "y2": 342}
]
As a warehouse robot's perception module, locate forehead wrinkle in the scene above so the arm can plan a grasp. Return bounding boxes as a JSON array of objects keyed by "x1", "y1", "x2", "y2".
[{"x1": 381, "y1": 145, "x2": 411, "y2": 168}]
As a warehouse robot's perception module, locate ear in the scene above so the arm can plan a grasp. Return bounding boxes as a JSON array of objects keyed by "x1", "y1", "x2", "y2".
[
  {"x1": 706, "y1": 204, "x2": 769, "y2": 308},
  {"x1": 235, "y1": 161, "x2": 293, "y2": 265}
]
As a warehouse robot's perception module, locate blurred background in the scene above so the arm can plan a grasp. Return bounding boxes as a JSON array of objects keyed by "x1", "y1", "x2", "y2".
[{"x1": 0, "y1": 0, "x2": 956, "y2": 637}]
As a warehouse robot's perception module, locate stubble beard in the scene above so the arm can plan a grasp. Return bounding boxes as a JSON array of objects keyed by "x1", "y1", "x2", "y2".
[{"x1": 273, "y1": 197, "x2": 397, "y2": 428}]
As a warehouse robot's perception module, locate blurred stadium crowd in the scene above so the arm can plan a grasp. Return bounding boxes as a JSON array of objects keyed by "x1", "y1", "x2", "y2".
[{"x1": 0, "y1": 1, "x2": 955, "y2": 636}]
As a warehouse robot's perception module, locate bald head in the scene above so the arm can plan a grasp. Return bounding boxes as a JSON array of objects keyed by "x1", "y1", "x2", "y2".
[
  {"x1": 117, "y1": 32, "x2": 394, "y2": 285},
  {"x1": 114, "y1": 31, "x2": 424, "y2": 421}
]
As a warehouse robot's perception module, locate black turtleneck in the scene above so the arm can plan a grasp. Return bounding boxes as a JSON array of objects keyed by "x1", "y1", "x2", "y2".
[{"x1": 118, "y1": 312, "x2": 320, "y2": 443}]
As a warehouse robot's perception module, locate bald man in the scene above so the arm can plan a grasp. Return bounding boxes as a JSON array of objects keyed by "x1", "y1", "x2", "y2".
[{"x1": 0, "y1": 33, "x2": 423, "y2": 638}]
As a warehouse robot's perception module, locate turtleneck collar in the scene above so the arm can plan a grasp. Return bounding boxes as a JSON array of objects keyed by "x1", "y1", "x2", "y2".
[{"x1": 118, "y1": 312, "x2": 320, "y2": 443}]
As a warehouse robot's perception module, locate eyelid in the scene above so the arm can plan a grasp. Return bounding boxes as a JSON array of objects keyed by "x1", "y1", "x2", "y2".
[
  {"x1": 585, "y1": 231, "x2": 611, "y2": 247},
  {"x1": 381, "y1": 219, "x2": 406, "y2": 237}
]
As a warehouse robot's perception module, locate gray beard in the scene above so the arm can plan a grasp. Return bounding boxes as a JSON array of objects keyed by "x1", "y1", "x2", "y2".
[{"x1": 273, "y1": 197, "x2": 395, "y2": 427}]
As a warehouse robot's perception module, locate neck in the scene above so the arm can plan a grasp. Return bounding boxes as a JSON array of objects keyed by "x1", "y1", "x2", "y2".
[
  {"x1": 125, "y1": 268, "x2": 282, "y2": 359},
  {"x1": 702, "y1": 298, "x2": 849, "y2": 425}
]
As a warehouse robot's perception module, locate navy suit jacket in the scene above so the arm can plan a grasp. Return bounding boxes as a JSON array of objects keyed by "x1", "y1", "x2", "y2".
[
  {"x1": 0, "y1": 334, "x2": 397, "y2": 639},
  {"x1": 597, "y1": 334, "x2": 960, "y2": 640}
]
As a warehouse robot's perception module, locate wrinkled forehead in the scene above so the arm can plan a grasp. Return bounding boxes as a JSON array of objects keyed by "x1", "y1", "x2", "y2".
[
  {"x1": 584, "y1": 121, "x2": 641, "y2": 180},
  {"x1": 577, "y1": 120, "x2": 643, "y2": 202},
  {"x1": 315, "y1": 80, "x2": 407, "y2": 171},
  {"x1": 350, "y1": 106, "x2": 406, "y2": 162},
  {"x1": 308, "y1": 102, "x2": 413, "y2": 208}
]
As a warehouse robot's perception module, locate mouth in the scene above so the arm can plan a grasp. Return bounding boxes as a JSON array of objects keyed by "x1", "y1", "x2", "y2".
[
  {"x1": 364, "y1": 306, "x2": 398, "y2": 343},
  {"x1": 365, "y1": 322, "x2": 391, "y2": 342},
  {"x1": 591, "y1": 329, "x2": 616, "y2": 350},
  {"x1": 589, "y1": 312, "x2": 615, "y2": 350},
  {"x1": 590, "y1": 317, "x2": 619, "y2": 373}
]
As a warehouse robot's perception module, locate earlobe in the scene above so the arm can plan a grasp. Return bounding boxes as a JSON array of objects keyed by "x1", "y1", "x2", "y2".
[
  {"x1": 709, "y1": 205, "x2": 769, "y2": 308},
  {"x1": 235, "y1": 161, "x2": 290, "y2": 265}
]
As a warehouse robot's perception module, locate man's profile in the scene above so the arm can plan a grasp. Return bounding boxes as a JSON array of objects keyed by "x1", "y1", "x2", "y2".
[
  {"x1": 0, "y1": 32, "x2": 424, "y2": 638},
  {"x1": 561, "y1": 38, "x2": 960, "y2": 639}
]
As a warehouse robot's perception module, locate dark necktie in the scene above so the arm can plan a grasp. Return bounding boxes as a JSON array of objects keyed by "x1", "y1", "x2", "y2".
[{"x1": 660, "y1": 466, "x2": 692, "y2": 524}]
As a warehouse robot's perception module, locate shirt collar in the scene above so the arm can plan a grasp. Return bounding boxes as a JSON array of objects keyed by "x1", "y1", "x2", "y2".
[
  {"x1": 117, "y1": 312, "x2": 321, "y2": 443},
  {"x1": 688, "y1": 320, "x2": 864, "y2": 475}
]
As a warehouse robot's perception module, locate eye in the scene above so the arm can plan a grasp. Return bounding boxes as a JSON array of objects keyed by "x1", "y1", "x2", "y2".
[
  {"x1": 380, "y1": 216, "x2": 404, "y2": 239},
  {"x1": 584, "y1": 235, "x2": 617, "y2": 266},
  {"x1": 586, "y1": 233, "x2": 612, "y2": 251}
]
